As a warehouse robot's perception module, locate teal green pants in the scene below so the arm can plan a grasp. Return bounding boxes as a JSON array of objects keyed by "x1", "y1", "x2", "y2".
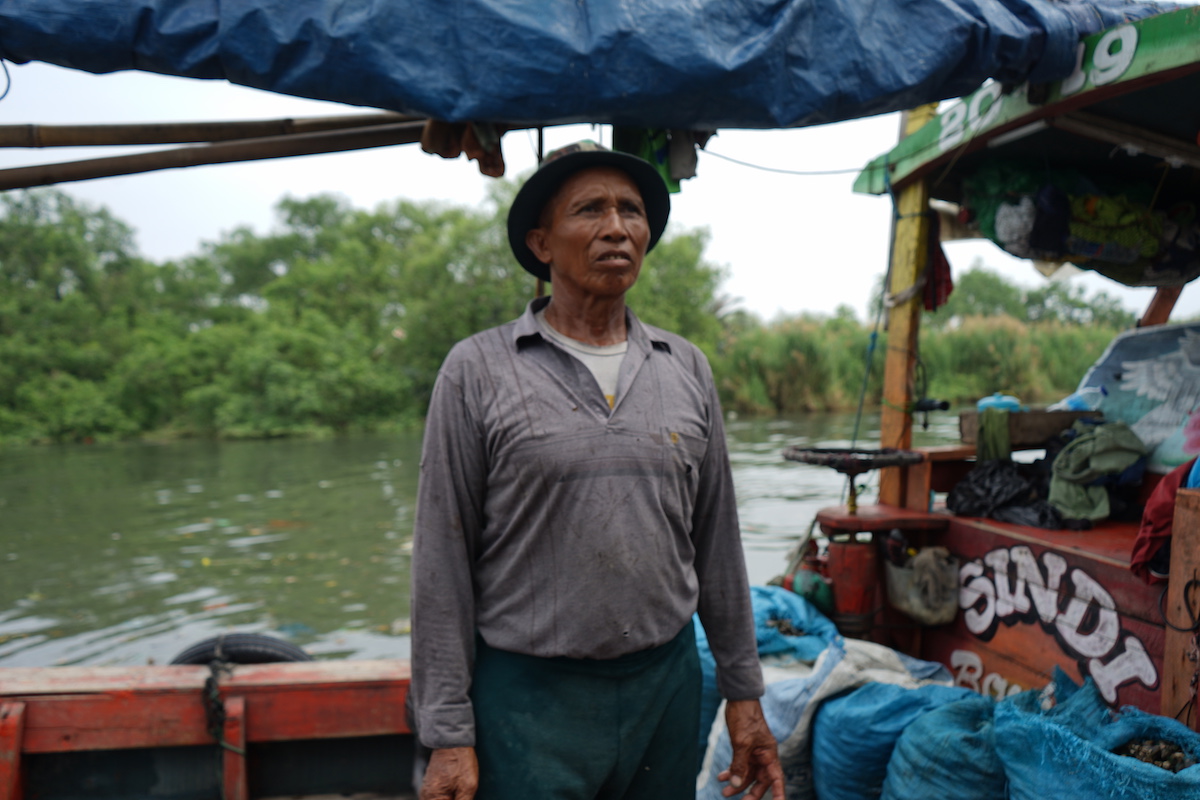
[{"x1": 471, "y1": 623, "x2": 701, "y2": 800}]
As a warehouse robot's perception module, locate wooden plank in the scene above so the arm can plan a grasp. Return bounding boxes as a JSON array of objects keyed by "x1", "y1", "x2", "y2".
[
  {"x1": 958, "y1": 409, "x2": 1102, "y2": 447},
  {"x1": 905, "y1": 458, "x2": 933, "y2": 511},
  {"x1": 0, "y1": 659, "x2": 410, "y2": 696},
  {"x1": 15, "y1": 683, "x2": 410, "y2": 753},
  {"x1": 241, "y1": 684, "x2": 409, "y2": 743},
  {"x1": 853, "y1": 8, "x2": 1200, "y2": 195},
  {"x1": 946, "y1": 515, "x2": 1142, "y2": 570},
  {"x1": 20, "y1": 693, "x2": 209, "y2": 752},
  {"x1": 817, "y1": 504, "x2": 949, "y2": 537},
  {"x1": 934, "y1": 516, "x2": 1164, "y2": 710},
  {"x1": 223, "y1": 696, "x2": 248, "y2": 800},
  {"x1": 1161, "y1": 488, "x2": 1200, "y2": 726},
  {"x1": 918, "y1": 445, "x2": 977, "y2": 461},
  {"x1": 0, "y1": 113, "x2": 416, "y2": 148},
  {"x1": 1139, "y1": 286, "x2": 1183, "y2": 327},
  {"x1": 3, "y1": 661, "x2": 412, "y2": 753},
  {"x1": 0, "y1": 122, "x2": 427, "y2": 191},
  {"x1": 0, "y1": 702, "x2": 24, "y2": 800},
  {"x1": 879, "y1": 105, "x2": 936, "y2": 507}
]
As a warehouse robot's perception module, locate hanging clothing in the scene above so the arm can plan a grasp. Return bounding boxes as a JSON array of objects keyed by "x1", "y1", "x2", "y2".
[{"x1": 1130, "y1": 457, "x2": 1199, "y2": 584}]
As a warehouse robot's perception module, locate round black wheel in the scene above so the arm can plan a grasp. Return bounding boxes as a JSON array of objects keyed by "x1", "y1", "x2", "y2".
[
  {"x1": 782, "y1": 446, "x2": 924, "y2": 477},
  {"x1": 168, "y1": 632, "x2": 313, "y2": 665}
]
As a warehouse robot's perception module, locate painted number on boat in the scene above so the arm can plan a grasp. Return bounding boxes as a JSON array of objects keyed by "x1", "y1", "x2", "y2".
[
  {"x1": 1061, "y1": 24, "x2": 1139, "y2": 96},
  {"x1": 938, "y1": 24, "x2": 1138, "y2": 154},
  {"x1": 958, "y1": 545, "x2": 1157, "y2": 703}
]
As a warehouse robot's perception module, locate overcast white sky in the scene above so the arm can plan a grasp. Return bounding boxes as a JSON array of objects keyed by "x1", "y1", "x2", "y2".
[{"x1": 4, "y1": 61, "x2": 1197, "y2": 322}]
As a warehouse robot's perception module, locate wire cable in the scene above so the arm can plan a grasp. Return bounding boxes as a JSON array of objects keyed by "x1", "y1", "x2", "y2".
[
  {"x1": 1160, "y1": 579, "x2": 1200, "y2": 632},
  {"x1": 701, "y1": 149, "x2": 866, "y2": 176}
]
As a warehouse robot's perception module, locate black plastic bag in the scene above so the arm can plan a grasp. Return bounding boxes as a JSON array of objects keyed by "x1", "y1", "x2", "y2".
[{"x1": 947, "y1": 460, "x2": 1034, "y2": 517}]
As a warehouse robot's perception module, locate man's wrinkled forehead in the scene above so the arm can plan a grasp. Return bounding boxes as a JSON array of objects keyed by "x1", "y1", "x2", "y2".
[{"x1": 536, "y1": 166, "x2": 643, "y2": 228}]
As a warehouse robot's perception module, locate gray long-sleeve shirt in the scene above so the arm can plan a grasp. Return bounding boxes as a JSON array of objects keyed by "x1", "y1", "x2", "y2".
[{"x1": 410, "y1": 298, "x2": 763, "y2": 749}]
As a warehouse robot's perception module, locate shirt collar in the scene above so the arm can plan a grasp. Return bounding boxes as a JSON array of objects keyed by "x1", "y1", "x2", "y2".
[{"x1": 512, "y1": 296, "x2": 671, "y2": 354}]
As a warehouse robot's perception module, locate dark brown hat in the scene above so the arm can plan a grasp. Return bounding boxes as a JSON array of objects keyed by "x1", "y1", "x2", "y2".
[{"x1": 507, "y1": 140, "x2": 671, "y2": 282}]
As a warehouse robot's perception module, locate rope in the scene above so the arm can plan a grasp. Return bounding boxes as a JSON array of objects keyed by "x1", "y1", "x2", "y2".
[
  {"x1": 1159, "y1": 578, "x2": 1200, "y2": 726},
  {"x1": 203, "y1": 635, "x2": 246, "y2": 757},
  {"x1": 1159, "y1": 579, "x2": 1200, "y2": 633}
]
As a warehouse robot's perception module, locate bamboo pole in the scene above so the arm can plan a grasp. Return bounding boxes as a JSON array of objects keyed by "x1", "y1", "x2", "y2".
[
  {"x1": 1161, "y1": 487, "x2": 1200, "y2": 729},
  {"x1": 0, "y1": 113, "x2": 418, "y2": 148},
  {"x1": 0, "y1": 121, "x2": 428, "y2": 191},
  {"x1": 878, "y1": 105, "x2": 937, "y2": 508}
]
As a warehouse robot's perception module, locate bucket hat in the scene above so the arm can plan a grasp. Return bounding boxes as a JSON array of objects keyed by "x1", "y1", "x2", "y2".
[{"x1": 507, "y1": 140, "x2": 670, "y2": 282}]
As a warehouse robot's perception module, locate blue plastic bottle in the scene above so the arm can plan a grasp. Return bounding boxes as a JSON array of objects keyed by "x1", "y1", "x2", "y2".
[{"x1": 1050, "y1": 385, "x2": 1107, "y2": 412}]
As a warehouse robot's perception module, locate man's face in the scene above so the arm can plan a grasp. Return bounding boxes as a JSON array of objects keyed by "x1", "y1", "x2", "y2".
[{"x1": 525, "y1": 167, "x2": 650, "y2": 300}]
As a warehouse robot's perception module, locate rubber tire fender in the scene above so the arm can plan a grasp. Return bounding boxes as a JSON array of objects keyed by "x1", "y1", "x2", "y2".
[{"x1": 168, "y1": 632, "x2": 313, "y2": 665}]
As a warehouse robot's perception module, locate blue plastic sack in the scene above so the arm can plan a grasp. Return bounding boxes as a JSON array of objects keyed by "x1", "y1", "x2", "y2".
[
  {"x1": 995, "y1": 684, "x2": 1200, "y2": 800},
  {"x1": 694, "y1": 587, "x2": 838, "y2": 760},
  {"x1": 697, "y1": 638, "x2": 954, "y2": 800},
  {"x1": 881, "y1": 693, "x2": 1006, "y2": 800},
  {"x1": 749, "y1": 585, "x2": 840, "y2": 662},
  {"x1": 812, "y1": 682, "x2": 975, "y2": 800},
  {"x1": 1001, "y1": 667, "x2": 1116, "y2": 738}
]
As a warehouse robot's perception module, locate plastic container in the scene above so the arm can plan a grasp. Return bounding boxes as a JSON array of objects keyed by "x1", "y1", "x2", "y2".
[
  {"x1": 1048, "y1": 385, "x2": 1107, "y2": 412},
  {"x1": 976, "y1": 392, "x2": 1022, "y2": 412}
]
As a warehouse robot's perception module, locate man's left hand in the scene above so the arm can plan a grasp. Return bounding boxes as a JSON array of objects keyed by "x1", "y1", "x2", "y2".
[{"x1": 718, "y1": 698, "x2": 785, "y2": 799}]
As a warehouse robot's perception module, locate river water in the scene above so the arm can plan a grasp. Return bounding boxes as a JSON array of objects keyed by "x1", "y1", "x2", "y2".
[{"x1": 0, "y1": 412, "x2": 961, "y2": 667}]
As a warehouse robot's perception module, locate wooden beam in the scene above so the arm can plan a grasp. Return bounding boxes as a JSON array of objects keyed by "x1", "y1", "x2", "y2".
[
  {"x1": 1139, "y1": 285, "x2": 1183, "y2": 327},
  {"x1": 1, "y1": 660, "x2": 411, "y2": 753},
  {"x1": 0, "y1": 113, "x2": 418, "y2": 148},
  {"x1": 0, "y1": 121, "x2": 428, "y2": 191},
  {"x1": 1051, "y1": 111, "x2": 1200, "y2": 171},
  {"x1": 1161, "y1": 488, "x2": 1200, "y2": 729},
  {"x1": 223, "y1": 696, "x2": 248, "y2": 800},
  {"x1": 0, "y1": 702, "x2": 25, "y2": 800},
  {"x1": 878, "y1": 105, "x2": 937, "y2": 507}
]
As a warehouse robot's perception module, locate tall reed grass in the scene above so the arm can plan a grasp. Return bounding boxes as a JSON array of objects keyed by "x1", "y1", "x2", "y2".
[{"x1": 713, "y1": 313, "x2": 1122, "y2": 415}]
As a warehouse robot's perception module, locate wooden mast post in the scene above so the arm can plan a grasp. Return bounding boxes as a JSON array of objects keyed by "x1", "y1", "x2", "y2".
[
  {"x1": 1161, "y1": 487, "x2": 1200, "y2": 730},
  {"x1": 1138, "y1": 285, "x2": 1182, "y2": 327},
  {"x1": 878, "y1": 105, "x2": 937, "y2": 508}
]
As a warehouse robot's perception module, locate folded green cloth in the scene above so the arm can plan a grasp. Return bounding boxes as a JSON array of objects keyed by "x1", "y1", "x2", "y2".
[{"x1": 1049, "y1": 421, "x2": 1147, "y2": 521}]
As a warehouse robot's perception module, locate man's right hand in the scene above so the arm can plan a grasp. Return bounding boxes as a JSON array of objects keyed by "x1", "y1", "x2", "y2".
[{"x1": 420, "y1": 747, "x2": 479, "y2": 800}]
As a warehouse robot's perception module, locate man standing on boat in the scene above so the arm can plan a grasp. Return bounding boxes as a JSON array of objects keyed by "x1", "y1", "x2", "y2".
[{"x1": 411, "y1": 141, "x2": 783, "y2": 800}]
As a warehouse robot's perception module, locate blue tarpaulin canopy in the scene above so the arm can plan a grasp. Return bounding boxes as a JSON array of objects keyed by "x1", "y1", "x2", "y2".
[{"x1": 0, "y1": 1, "x2": 1176, "y2": 129}]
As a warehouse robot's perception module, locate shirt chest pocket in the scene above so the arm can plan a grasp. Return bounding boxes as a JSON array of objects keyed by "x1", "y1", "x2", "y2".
[{"x1": 660, "y1": 428, "x2": 707, "y2": 523}]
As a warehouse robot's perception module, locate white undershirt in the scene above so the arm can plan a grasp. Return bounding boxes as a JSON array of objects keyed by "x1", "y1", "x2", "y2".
[{"x1": 535, "y1": 307, "x2": 628, "y2": 409}]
